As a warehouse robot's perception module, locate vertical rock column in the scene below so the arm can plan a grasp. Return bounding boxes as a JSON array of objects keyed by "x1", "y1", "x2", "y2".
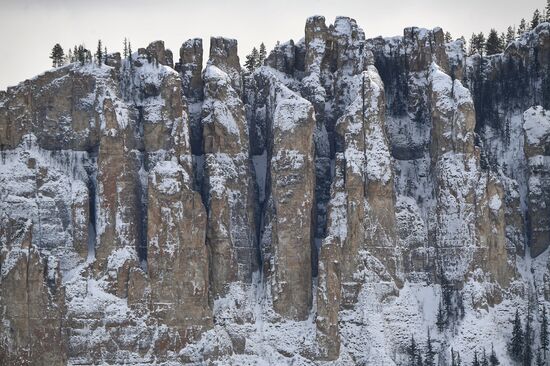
[
  {"x1": 268, "y1": 84, "x2": 316, "y2": 320},
  {"x1": 429, "y1": 63, "x2": 512, "y2": 285},
  {"x1": 316, "y1": 155, "x2": 346, "y2": 360},
  {"x1": 202, "y1": 38, "x2": 257, "y2": 297},
  {"x1": 94, "y1": 96, "x2": 140, "y2": 295},
  {"x1": 334, "y1": 66, "x2": 396, "y2": 304},
  {"x1": 0, "y1": 220, "x2": 66, "y2": 366},
  {"x1": 523, "y1": 106, "x2": 550, "y2": 257},
  {"x1": 147, "y1": 160, "x2": 211, "y2": 348},
  {"x1": 179, "y1": 38, "x2": 204, "y2": 156}
]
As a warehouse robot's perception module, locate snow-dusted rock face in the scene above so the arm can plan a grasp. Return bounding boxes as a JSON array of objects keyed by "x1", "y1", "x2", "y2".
[
  {"x1": 177, "y1": 38, "x2": 204, "y2": 155},
  {"x1": 201, "y1": 57, "x2": 258, "y2": 297},
  {"x1": 268, "y1": 80, "x2": 316, "y2": 320},
  {"x1": 1, "y1": 17, "x2": 550, "y2": 366},
  {"x1": 147, "y1": 160, "x2": 212, "y2": 349},
  {"x1": 465, "y1": 23, "x2": 550, "y2": 259}
]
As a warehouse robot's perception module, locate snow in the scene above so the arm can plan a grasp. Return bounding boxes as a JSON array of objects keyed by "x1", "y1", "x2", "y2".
[
  {"x1": 273, "y1": 86, "x2": 313, "y2": 132},
  {"x1": 150, "y1": 159, "x2": 189, "y2": 195},
  {"x1": 523, "y1": 106, "x2": 550, "y2": 146},
  {"x1": 202, "y1": 64, "x2": 243, "y2": 137},
  {"x1": 488, "y1": 194, "x2": 502, "y2": 212}
]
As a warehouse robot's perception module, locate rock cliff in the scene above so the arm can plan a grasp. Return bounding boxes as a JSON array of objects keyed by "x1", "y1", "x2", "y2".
[{"x1": 1, "y1": 16, "x2": 550, "y2": 366}]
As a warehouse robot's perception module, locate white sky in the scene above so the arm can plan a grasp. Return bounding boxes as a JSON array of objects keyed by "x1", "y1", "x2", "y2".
[{"x1": 0, "y1": 0, "x2": 543, "y2": 90}]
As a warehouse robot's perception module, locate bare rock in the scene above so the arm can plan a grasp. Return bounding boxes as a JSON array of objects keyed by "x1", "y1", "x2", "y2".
[
  {"x1": 147, "y1": 160, "x2": 212, "y2": 348},
  {"x1": 202, "y1": 64, "x2": 257, "y2": 297}
]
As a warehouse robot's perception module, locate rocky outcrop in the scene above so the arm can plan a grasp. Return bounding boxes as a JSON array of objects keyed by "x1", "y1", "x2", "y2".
[
  {"x1": 465, "y1": 23, "x2": 550, "y2": 259},
  {"x1": 523, "y1": 106, "x2": 550, "y2": 257},
  {"x1": 1, "y1": 16, "x2": 550, "y2": 366},
  {"x1": 207, "y1": 37, "x2": 242, "y2": 95},
  {"x1": 0, "y1": 219, "x2": 66, "y2": 366},
  {"x1": 146, "y1": 40, "x2": 174, "y2": 68},
  {"x1": 178, "y1": 38, "x2": 204, "y2": 155},
  {"x1": 201, "y1": 45, "x2": 257, "y2": 297},
  {"x1": 147, "y1": 160, "x2": 211, "y2": 348},
  {"x1": 268, "y1": 82, "x2": 316, "y2": 320}
]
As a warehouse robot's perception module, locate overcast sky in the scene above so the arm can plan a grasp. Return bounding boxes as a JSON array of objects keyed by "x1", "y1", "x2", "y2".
[{"x1": 0, "y1": 0, "x2": 543, "y2": 90}]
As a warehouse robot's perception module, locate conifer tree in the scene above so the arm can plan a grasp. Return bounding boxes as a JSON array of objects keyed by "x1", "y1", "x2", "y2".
[
  {"x1": 524, "y1": 309, "x2": 533, "y2": 366},
  {"x1": 444, "y1": 31, "x2": 453, "y2": 43},
  {"x1": 469, "y1": 32, "x2": 486, "y2": 56},
  {"x1": 486, "y1": 29, "x2": 503, "y2": 55},
  {"x1": 436, "y1": 300, "x2": 446, "y2": 331},
  {"x1": 127, "y1": 41, "x2": 134, "y2": 74},
  {"x1": 244, "y1": 51, "x2": 257, "y2": 72},
  {"x1": 468, "y1": 33, "x2": 477, "y2": 56},
  {"x1": 508, "y1": 309, "x2": 524, "y2": 362},
  {"x1": 425, "y1": 329, "x2": 436, "y2": 366},
  {"x1": 472, "y1": 350, "x2": 480, "y2": 366},
  {"x1": 50, "y1": 44, "x2": 65, "y2": 68},
  {"x1": 96, "y1": 40, "x2": 103, "y2": 66},
  {"x1": 408, "y1": 334, "x2": 418, "y2": 365},
  {"x1": 489, "y1": 344, "x2": 500, "y2": 366},
  {"x1": 506, "y1": 26, "x2": 516, "y2": 45},
  {"x1": 532, "y1": 9, "x2": 541, "y2": 30},
  {"x1": 481, "y1": 349, "x2": 489, "y2": 366},
  {"x1": 67, "y1": 48, "x2": 73, "y2": 64},
  {"x1": 258, "y1": 42, "x2": 267, "y2": 67},
  {"x1": 536, "y1": 348, "x2": 544, "y2": 366},
  {"x1": 458, "y1": 36, "x2": 467, "y2": 53},
  {"x1": 123, "y1": 38, "x2": 128, "y2": 58},
  {"x1": 546, "y1": 0, "x2": 550, "y2": 22},
  {"x1": 518, "y1": 18, "x2": 527, "y2": 36},
  {"x1": 77, "y1": 45, "x2": 86, "y2": 66},
  {"x1": 542, "y1": 305, "x2": 549, "y2": 359}
]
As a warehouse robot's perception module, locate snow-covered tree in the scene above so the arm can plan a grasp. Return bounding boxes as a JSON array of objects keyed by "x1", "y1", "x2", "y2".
[
  {"x1": 541, "y1": 305, "x2": 548, "y2": 359},
  {"x1": 444, "y1": 31, "x2": 453, "y2": 43},
  {"x1": 518, "y1": 18, "x2": 527, "y2": 36},
  {"x1": 123, "y1": 38, "x2": 128, "y2": 58},
  {"x1": 524, "y1": 309, "x2": 533, "y2": 366},
  {"x1": 508, "y1": 309, "x2": 524, "y2": 362},
  {"x1": 244, "y1": 47, "x2": 260, "y2": 72},
  {"x1": 436, "y1": 301, "x2": 446, "y2": 331},
  {"x1": 532, "y1": 9, "x2": 541, "y2": 30},
  {"x1": 424, "y1": 329, "x2": 435, "y2": 366},
  {"x1": 472, "y1": 350, "x2": 480, "y2": 366},
  {"x1": 536, "y1": 349, "x2": 544, "y2": 366},
  {"x1": 481, "y1": 349, "x2": 489, "y2": 366},
  {"x1": 506, "y1": 26, "x2": 516, "y2": 45}
]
